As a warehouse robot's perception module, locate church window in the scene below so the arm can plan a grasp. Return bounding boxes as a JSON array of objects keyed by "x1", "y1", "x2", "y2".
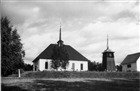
[
  {"x1": 72, "y1": 63, "x2": 75, "y2": 70},
  {"x1": 127, "y1": 64, "x2": 131, "y2": 68},
  {"x1": 45, "y1": 62, "x2": 48, "y2": 69},
  {"x1": 35, "y1": 65, "x2": 37, "y2": 71},
  {"x1": 81, "y1": 64, "x2": 83, "y2": 70}
]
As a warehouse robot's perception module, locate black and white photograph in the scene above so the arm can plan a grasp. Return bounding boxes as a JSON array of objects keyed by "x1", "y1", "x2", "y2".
[{"x1": 1, "y1": 0, "x2": 140, "y2": 91}]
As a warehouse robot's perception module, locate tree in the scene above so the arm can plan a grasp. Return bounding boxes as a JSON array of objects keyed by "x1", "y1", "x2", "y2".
[
  {"x1": 88, "y1": 61, "x2": 103, "y2": 71},
  {"x1": 1, "y1": 17, "x2": 25, "y2": 76},
  {"x1": 51, "y1": 45, "x2": 69, "y2": 70},
  {"x1": 88, "y1": 60, "x2": 94, "y2": 71},
  {"x1": 23, "y1": 63, "x2": 33, "y2": 71},
  {"x1": 1, "y1": 17, "x2": 13, "y2": 76},
  {"x1": 10, "y1": 29, "x2": 25, "y2": 70},
  {"x1": 116, "y1": 65, "x2": 122, "y2": 72}
]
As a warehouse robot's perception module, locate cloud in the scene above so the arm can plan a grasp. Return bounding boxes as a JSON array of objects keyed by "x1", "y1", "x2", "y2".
[
  {"x1": 1, "y1": 1, "x2": 139, "y2": 64},
  {"x1": 2, "y1": 1, "x2": 138, "y2": 24}
]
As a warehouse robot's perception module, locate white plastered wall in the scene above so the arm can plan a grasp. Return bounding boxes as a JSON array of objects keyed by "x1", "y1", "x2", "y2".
[
  {"x1": 38, "y1": 59, "x2": 88, "y2": 71},
  {"x1": 67, "y1": 60, "x2": 88, "y2": 71},
  {"x1": 39, "y1": 59, "x2": 52, "y2": 71},
  {"x1": 122, "y1": 65, "x2": 127, "y2": 72},
  {"x1": 122, "y1": 63, "x2": 137, "y2": 72},
  {"x1": 136, "y1": 57, "x2": 140, "y2": 71}
]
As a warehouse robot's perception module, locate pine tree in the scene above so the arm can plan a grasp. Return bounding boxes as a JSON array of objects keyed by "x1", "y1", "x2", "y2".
[
  {"x1": 1, "y1": 17, "x2": 25, "y2": 76},
  {"x1": 10, "y1": 29, "x2": 25, "y2": 70},
  {"x1": 1, "y1": 17, "x2": 13, "y2": 76}
]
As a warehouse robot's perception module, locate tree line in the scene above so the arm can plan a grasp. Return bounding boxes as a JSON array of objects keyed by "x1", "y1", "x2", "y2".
[{"x1": 1, "y1": 17, "x2": 32, "y2": 76}]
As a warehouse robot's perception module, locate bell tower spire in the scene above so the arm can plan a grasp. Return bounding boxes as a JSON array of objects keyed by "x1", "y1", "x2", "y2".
[{"x1": 57, "y1": 23, "x2": 63, "y2": 46}]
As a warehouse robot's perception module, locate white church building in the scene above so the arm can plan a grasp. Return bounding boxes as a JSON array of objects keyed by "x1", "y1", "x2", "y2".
[
  {"x1": 121, "y1": 52, "x2": 140, "y2": 72},
  {"x1": 32, "y1": 26, "x2": 89, "y2": 71}
]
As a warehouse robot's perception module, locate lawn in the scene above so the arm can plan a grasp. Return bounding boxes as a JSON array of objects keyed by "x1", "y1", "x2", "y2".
[
  {"x1": 1, "y1": 77, "x2": 140, "y2": 91},
  {"x1": 21, "y1": 71, "x2": 140, "y2": 78}
]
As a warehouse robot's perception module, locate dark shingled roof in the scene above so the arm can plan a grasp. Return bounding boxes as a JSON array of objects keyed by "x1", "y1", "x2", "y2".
[
  {"x1": 33, "y1": 44, "x2": 89, "y2": 62},
  {"x1": 121, "y1": 52, "x2": 140, "y2": 65}
]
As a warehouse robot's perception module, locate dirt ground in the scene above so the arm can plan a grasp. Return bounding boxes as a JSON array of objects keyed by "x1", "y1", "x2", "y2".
[{"x1": 1, "y1": 77, "x2": 140, "y2": 91}]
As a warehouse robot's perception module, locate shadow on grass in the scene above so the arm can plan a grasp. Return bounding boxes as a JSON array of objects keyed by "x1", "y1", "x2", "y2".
[
  {"x1": 33, "y1": 80, "x2": 93, "y2": 91},
  {"x1": 1, "y1": 84, "x2": 30, "y2": 91},
  {"x1": 2, "y1": 79, "x2": 139, "y2": 91},
  {"x1": 32, "y1": 79, "x2": 139, "y2": 91}
]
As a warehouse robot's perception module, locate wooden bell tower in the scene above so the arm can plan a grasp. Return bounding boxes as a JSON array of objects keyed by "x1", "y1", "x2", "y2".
[{"x1": 102, "y1": 36, "x2": 115, "y2": 71}]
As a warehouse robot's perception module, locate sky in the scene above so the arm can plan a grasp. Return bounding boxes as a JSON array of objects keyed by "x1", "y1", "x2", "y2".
[{"x1": 1, "y1": 0, "x2": 140, "y2": 65}]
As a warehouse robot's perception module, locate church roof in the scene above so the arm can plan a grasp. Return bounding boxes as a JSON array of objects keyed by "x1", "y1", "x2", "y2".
[
  {"x1": 33, "y1": 44, "x2": 89, "y2": 62},
  {"x1": 33, "y1": 25, "x2": 89, "y2": 62},
  {"x1": 121, "y1": 52, "x2": 140, "y2": 65}
]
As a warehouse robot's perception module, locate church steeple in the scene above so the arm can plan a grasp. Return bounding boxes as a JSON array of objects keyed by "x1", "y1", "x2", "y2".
[{"x1": 57, "y1": 23, "x2": 63, "y2": 46}]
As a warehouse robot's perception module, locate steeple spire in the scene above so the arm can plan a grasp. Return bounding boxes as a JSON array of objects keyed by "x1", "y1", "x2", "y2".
[
  {"x1": 57, "y1": 23, "x2": 63, "y2": 46},
  {"x1": 107, "y1": 35, "x2": 109, "y2": 49},
  {"x1": 59, "y1": 23, "x2": 61, "y2": 41},
  {"x1": 104, "y1": 35, "x2": 113, "y2": 52}
]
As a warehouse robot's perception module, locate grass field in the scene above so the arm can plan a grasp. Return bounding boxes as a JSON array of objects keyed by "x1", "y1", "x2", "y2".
[
  {"x1": 21, "y1": 71, "x2": 140, "y2": 78},
  {"x1": 2, "y1": 71, "x2": 140, "y2": 91},
  {"x1": 2, "y1": 77, "x2": 140, "y2": 91}
]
